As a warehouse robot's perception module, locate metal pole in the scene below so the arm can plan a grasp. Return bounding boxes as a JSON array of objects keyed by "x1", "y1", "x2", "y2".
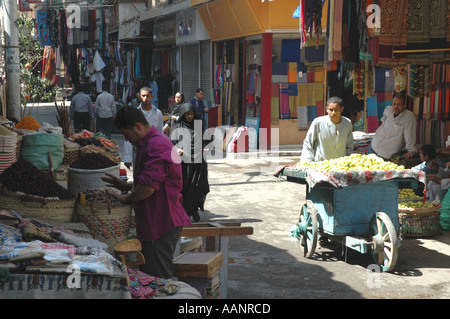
[{"x1": 2, "y1": 0, "x2": 21, "y2": 120}]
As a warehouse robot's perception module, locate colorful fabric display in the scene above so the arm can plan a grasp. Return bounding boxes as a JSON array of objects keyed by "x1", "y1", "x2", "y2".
[
  {"x1": 288, "y1": 84, "x2": 298, "y2": 117},
  {"x1": 279, "y1": 84, "x2": 290, "y2": 119},
  {"x1": 271, "y1": 83, "x2": 280, "y2": 125},
  {"x1": 272, "y1": 63, "x2": 289, "y2": 83},
  {"x1": 367, "y1": 96, "x2": 379, "y2": 133}
]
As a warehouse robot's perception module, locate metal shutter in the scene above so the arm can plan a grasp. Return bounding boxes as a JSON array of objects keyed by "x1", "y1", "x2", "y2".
[
  {"x1": 200, "y1": 40, "x2": 211, "y2": 104},
  {"x1": 181, "y1": 44, "x2": 199, "y2": 101}
]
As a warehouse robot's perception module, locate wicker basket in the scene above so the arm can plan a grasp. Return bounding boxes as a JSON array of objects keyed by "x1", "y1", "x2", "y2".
[
  {"x1": 181, "y1": 236, "x2": 203, "y2": 253},
  {"x1": 0, "y1": 186, "x2": 76, "y2": 222},
  {"x1": 62, "y1": 148, "x2": 80, "y2": 166},
  {"x1": 76, "y1": 200, "x2": 135, "y2": 252},
  {"x1": 399, "y1": 210, "x2": 442, "y2": 238}
]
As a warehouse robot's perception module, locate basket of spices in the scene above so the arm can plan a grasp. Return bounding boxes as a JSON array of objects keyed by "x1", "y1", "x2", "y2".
[
  {"x1": 62, "y1": 138, "x2": 80, "y2": 166},
  {"x1": 76, "y1": 189, "x2": 135, "y2": 252},
  {"x1": 0, "y1": 160, "x2": 76, "y2": 222},
  {"x1": 67, "y1": 153, "x2": 120, "y2": 195}
]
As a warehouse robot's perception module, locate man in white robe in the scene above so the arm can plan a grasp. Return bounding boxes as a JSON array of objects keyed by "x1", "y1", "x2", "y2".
[{"x1": 300, "y1": 96, "x2": 354, "y2": 163}]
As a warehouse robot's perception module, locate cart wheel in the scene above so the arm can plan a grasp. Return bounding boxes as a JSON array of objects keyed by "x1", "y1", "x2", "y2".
[
  {"x1": 369, "y1": 212, "x2": 398, "y2": 272},
  {"x1": 298, "y1": 200, "x2": 319, "y2": 258}
]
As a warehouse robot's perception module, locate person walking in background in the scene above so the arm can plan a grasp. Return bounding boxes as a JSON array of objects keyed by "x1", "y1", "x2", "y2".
[
  {"x1": 95, "y1": 84, "x2": 116, "y2": 137},
  {"x1": 300, "y1": 96, "x2": 354, "y2": 163},
  {"x1": 189, "y1": 88, "x2": 209, "y2": 121},
  {"x1": 123, "y1": 87, "x2": 163, "y2": 169},
  {"x1": 102, "y1": 105, "x2": 191, "y2": 278},
  {"x1": 69, "y1": 83, "x2": 94, "y2": 132},
  {"x1": 163, "y1": 92, "x2": 185, "y2": 135},
  {"x1": 170, "y1": 103, "x2": 210, "y2": 222}
]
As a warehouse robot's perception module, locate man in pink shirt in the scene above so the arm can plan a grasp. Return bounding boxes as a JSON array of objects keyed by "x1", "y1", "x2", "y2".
[{"x1": 103, "y1": 105, "x2": 191, "y2": 279}]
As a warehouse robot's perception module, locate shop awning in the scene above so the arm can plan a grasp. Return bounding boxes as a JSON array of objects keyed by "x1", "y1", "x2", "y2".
[{"x1": 191, "y1": 0, "x2": 300, "y2": 42}]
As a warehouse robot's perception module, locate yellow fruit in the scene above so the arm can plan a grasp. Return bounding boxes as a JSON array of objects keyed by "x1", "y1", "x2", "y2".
[{"x1": 296, "y1": 154, "x2": 405, "y2": 172}]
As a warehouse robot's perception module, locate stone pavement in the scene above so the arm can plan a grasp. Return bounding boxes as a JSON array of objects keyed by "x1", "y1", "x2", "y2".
[{"x1": 202, "y1": 154, "x2": 450, "y2": 299}]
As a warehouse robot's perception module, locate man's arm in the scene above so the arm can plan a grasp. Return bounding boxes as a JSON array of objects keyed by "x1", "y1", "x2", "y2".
[
  {"x1": 125, "y1": 183, "x2": 155, "y2": 203},
  {"x1": 403, "y1": 113, "x2": 418, "y2": 157}
]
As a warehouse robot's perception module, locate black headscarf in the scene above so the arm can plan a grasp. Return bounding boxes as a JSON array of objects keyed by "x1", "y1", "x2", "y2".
[
  {"x1": 171, "y1": 93, "x2": 185, "y2": 118},
  {"x1": 172, "y1": 103, "x2": 203, "y2": 163}
]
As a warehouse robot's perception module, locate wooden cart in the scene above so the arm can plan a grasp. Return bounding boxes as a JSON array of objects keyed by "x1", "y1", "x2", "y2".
[{"x1": 282, "y1": 167, "x2": 424, "y2": 272}]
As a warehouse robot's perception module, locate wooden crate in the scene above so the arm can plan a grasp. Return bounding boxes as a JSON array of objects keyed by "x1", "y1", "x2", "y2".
[{"x1": 174, "y1": 252, "x2": 223, "y2": 279}]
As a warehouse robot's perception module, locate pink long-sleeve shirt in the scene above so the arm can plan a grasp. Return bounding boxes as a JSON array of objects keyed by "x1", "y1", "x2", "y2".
[{"x1": 133, "y1": 126, "x2": 191, "y2": 241}]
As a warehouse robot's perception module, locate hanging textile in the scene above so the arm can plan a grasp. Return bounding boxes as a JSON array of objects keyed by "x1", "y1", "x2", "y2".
[
  {"x1": 46, "y1": 8, "x2": 59, "y2": 48},
  {"x1": 279, "y1": 84, "x2": 290, "y2": 119},
  {"x1": 406, "y1": 0, "x2": 447, "y2": 63},
  {"x1": 295, "y1": 0, "x2": 325, "y2": 48},
  {"x1": 314, "y1": 83, "x2": 324, "y2": 117},
  {"x1": 341, "y1": 0, "x2": 359, "y2": 63},
  {"x1": 272, "y1": 63, "x2": 288, "y2": 83},
  {"x1": 378, "y1": 0, "x2": 408, "y2": 67},
  {"x1": 135, "y1": 47, "x2": 142, "y2": 78},
  {"x1": 297, "y1": 84, "x2": 308, "y2": 128},
  {"x1": 59, "y1": 9, "x2": 69, "y2": 67},
  {"x1": 42, "y1": 46, "x2": 56, "y2": 84},
  {"x1": 281, "y1": 39, "x2": 301, "y2": 63},
  {"x1": 332, "y1": 0, "x2": 343, "y2": 60},
  {"x1": 304, "y1": 37, "x2": 326, "y2": 67},
  {"x1": 271, "y1": 83, "x2": 280, "y2": 125},
  {"x1": 306, "y1": 83, "x2": 316, "y2": 123},
  {"x1": 367, "y1": 96, "x2": 378, "y2": 133},
  {"x1": 288, "y1": 84, "x2": 298, "y2": 118},
  {"x1": 91, "y1": 72, "x2": 105, "y2": 93},
  {"x1": 288, "y1": 63, "x2": 298, "y2": 83},
  {"x1": 37, "y1": 11, "x2": 52, "y2": 46}
]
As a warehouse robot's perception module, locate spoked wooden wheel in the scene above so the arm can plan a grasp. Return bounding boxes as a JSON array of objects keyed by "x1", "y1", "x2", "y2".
[
  {"x1": 298, "y1": 200, "x2": 319, "y2": 258},
  {"x1": 370, "y1": 212, "x2": 398, "y2": 272}
]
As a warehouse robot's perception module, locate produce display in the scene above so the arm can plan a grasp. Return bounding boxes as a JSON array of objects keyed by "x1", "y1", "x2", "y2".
[
  {"x1": 71, "y1": 130, "x2": 118, "y2": 149},
  {"x1": 398, "y1": 188, "x2": 421, "y2": 200},
  {"x1": 69, "y1": 152, "x2": 117, "y2": 169},
  {"x1": 398, "y1": 200, "x2": 438, "y2": 212},
  {"x1": 296, "y1": 153, "x2": 405, "y2": 172},
  {"x1": 0, "y1": 160, "x2": 74, "y2": 200},
  {"x1": 15, "y1": 116, "x2": 41, "y2": 130}
]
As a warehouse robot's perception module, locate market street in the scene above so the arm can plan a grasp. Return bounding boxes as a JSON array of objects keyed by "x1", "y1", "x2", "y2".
[
  {"x1": 29, "y1": 103, "x2": 450, "y2": 299},
  {"x1": 205, "y1": 154, "x2": 450, "y2": 299}
]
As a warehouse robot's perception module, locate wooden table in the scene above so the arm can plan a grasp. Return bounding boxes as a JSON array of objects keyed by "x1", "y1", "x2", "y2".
[{"x1": 177, "y1": 222, "x2": 253, "y2": 298}]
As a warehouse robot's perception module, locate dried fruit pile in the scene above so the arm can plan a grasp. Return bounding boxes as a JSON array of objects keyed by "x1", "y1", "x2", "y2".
[
  {"x1": 69, "y1": 152, "x2": 117, "y2": 169},
  {"x1": 0, "y1": 160, "x2": 74, "y2": 200}
]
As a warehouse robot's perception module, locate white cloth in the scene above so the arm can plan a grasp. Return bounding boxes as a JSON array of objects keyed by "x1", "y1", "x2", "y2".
[
  {"x1": 300, "y1": 115, "x2": 354, "y2": 163},
  {"x1": 371, "y1": 105, "x2": 417, "y2": 159},
  {"x1": 93, "y1": 50, "x2": 106, "y2": 71},
  {"x1": 95, "y1": 91, "x2": 116, "y2": 119},
  {"x1": 123, "y1": 104, "x2": 164, "y2": 163},
  {"x1": 427, "y1": 167, "x2": 450, "y2": 202},
  {"x1": 91, "y1": 72, "x2": 105, "y2": 93}
]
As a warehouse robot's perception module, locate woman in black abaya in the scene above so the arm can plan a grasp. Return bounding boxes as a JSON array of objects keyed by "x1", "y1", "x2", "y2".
[
  {"x1": 163, "y1": 92, "x2": 185, "y2": 135},
  {"x1": 170, "y1": 103, "x2": 210, "y2": 222}
]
